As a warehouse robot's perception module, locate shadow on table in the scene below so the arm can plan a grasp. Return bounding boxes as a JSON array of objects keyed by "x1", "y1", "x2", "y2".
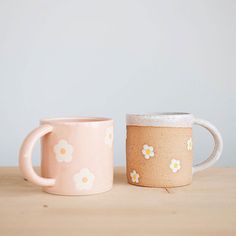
[
  {"x1": 113, "y1": 170, "x2": 128, "y2": 185},
  {"x1": 0, "y1": 168, "x2": 128, "y2": 197},
  {"x1": 0, "y1": 176, "x2": 43, "y2": 197}
]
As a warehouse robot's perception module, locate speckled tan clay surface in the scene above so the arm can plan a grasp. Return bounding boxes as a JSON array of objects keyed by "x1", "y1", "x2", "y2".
[{"x1": 126, "y1": 126, "x2": 193, "y2": 187}]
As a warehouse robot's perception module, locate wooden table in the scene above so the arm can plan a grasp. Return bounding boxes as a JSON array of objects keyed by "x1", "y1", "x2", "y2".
[{"x1": 0, "y1": 167, "x2": 235, "y2": 236}]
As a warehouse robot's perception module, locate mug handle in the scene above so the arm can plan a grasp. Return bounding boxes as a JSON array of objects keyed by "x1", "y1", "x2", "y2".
[
  {"x1": 19, "y1": 124, "x2": 56, "y2": 186},
  {"x1": 192, "y1": 118, "x2": 223, "y2": 174}
]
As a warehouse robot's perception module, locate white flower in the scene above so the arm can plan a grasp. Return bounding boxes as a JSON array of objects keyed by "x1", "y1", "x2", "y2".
[
  {"x1": 187, "y1": 138, "x2": 193, "y2": 151},
  {"x1": 53, "y1": 139, "x2": 74, "y2": 163},
  {"x1": 169, "y1": 159, "x2": 181, "y2": 173},
  {"x1": 142, "y1": 144, "x2": 155, "y2": 159},
  {"x1": 74, "y1": 168, "x2": 95, "y2": 190},
  {"x1": 104, "y1": 127, "x2": 113, "y2": 148},
  {"x1": 130, "y1": 170, "x2": 140, "y2": 183}
]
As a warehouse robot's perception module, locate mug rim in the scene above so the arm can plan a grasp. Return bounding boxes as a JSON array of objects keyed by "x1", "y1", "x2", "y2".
[
  {"x1": 40, "y1": 116, "x2": 113, "y2": 125},
  {"x1": 127, "y1": 112, "x2": 192, "y2": 117},
  {"x1": 126, "y1": 112, "x2": 194, "y2": 127}
]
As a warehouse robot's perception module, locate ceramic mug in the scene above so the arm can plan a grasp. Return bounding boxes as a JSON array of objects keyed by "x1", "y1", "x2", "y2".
[
  {"x1": 19, "y1": 117, "x2": 114, "y2": 195},
  {"x1": 126, "y1": 113, "x2": 223, "y2": 187}
]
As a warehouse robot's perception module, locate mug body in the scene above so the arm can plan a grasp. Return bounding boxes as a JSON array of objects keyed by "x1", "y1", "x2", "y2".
[
  {"x1": 40, "y1": 117, "x2": 114, "y2": 195},
  {"x1": 126, "y1": 113, "x2": 193, "y2": 187}
]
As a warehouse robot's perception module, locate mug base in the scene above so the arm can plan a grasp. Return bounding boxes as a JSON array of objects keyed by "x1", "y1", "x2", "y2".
[
  {"x1": 127, "y1": 181, "x2": 192, "y2": 188},
  {"x1": 42, "y1": 185, "x2": 113, "y2": 196}
]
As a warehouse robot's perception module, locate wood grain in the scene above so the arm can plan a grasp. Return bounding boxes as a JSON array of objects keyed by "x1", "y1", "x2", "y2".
[{"x1": 0, "y1": 167, "x2": 236, "y2": 236}]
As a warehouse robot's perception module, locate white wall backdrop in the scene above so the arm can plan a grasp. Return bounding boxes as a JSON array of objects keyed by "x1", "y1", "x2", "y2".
[{"x1": 0, "y1": 0, "x2": 235, "y2": 166}]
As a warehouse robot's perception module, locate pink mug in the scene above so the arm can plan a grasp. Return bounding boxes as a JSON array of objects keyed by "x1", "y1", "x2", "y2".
[{"x1": 19, "y1": 117, "x2": 114, "y2": 195}]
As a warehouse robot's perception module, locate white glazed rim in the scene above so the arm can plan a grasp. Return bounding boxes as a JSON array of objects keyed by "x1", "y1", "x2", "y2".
[{"x1": 126, "y1": 112, "x2": 194, "y2": 127}]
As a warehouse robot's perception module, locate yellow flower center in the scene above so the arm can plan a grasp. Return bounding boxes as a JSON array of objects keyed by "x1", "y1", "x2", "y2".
[
  {"x1": 60, "y1": 148, "x2": 66, "y2": 155},
  {"x1": 174, "y1": 163, "x2": 178, "y2": 168},
  {"x1": 82, "y1": 177, "x2": 88, "y2": 183},
  {"x1": 146, "y1": 149, "x2": 151, "y2": 155}
]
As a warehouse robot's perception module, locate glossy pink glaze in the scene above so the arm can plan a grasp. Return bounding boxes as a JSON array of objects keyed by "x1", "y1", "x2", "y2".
[{"x1": 19, "y1": 117, "x2": 114, "y2": 195}]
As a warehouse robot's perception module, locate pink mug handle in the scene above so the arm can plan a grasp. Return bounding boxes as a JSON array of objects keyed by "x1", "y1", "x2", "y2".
[{"x1": 19, "y1": 124, "x2": 56, "y2": 186}]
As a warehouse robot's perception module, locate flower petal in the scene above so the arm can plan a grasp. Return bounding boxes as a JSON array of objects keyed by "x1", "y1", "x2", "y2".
[
  {"x1": 172, "y1": 168, "x2": 178, "y2": 173},
  {"x1": 74, "y1": 168, "x2": 95, "y2": 190},
  {"x1": 142, "y1": 149, "x2": 147, "y2": 155},
  {"x1": 64, "y1": 155, "x2": 73, "y2": 163}
]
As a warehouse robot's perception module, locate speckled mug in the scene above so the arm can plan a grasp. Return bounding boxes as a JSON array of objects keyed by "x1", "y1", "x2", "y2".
[
  {"x1": 19, "y1": 117, "x2": 114, "y2": 195},
  {"x1": 126, "y1": 113, "x2": 223, "y2": 187}
]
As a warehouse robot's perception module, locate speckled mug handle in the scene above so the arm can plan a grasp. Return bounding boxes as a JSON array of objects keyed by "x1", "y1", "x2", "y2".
[
  {"x1": 19, "y1": 124, "x2": 56, "y2": 186},
  {"x1": 192, "y1": 118, "x2": 223, "y2": 174}
]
